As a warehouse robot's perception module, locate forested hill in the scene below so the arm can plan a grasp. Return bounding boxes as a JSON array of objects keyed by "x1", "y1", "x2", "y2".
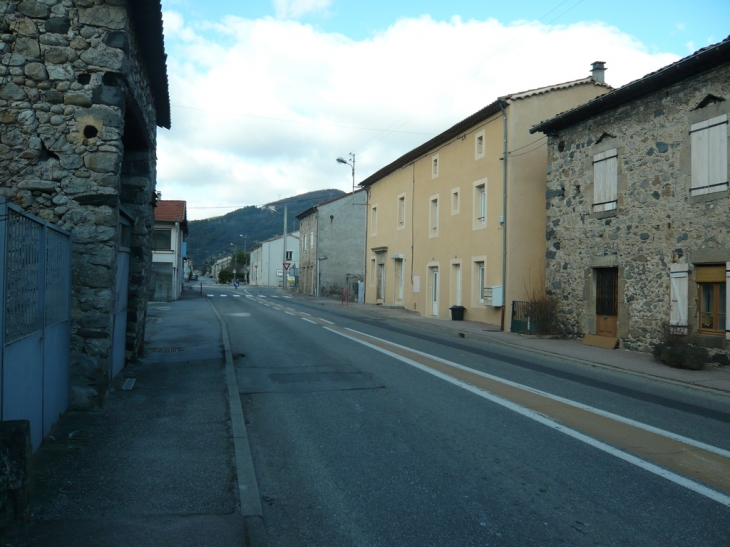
[{"x1": 186, "y1": 189, "x2": 345, "y2": 267}]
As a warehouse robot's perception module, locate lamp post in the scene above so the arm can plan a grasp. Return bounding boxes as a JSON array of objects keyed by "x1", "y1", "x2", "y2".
[{"x1": 336, "y1": 153, "x2": 355, "y2": 193}]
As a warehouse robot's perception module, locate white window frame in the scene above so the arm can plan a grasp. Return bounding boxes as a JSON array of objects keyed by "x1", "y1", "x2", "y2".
[
  {"x1": 431, "y1": 154, "x2": 440, "y2": 179},
  {"x1": 451, "y1": 188, "x2": 460, "y2": 215},
  {"x1": 475, "y1": 129, "x2": 485, "y2": 160},
  {"x1": 593, "y1": 148, "x2": 618, "y2": 213},
  {"x1": 472, "y1": 258, "x2": 486, "y2": 306},
  {"x1": 397, "y1": 193, "x2": 406, "y2": 229},
  {"x1": 370, "y1": 205, "x2": 378, "y2": 236},
  {"x1": 690, "y1": 114, "x2": 728, "y2": 196},
  {"x1": 473, "y1": 178, "x2": 487, "y2": 229},
  {"x1": 429, "y1": 195, "x2": 439, "y2": 238}
]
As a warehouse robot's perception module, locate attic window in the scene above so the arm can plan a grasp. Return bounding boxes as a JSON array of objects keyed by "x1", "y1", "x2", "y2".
[{"x1": 694, "y1": 94, "x2": 726, "y2": 110}]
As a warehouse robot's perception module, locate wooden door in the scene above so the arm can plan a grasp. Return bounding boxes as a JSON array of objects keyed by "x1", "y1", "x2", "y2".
[{"x1": 595, "y1": 268, "x2": 618, "y2": 337}]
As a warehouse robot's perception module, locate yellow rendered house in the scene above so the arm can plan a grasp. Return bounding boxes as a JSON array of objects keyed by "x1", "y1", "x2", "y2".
[{"x1": 361, "y1": 65, "x2": 611, "y2": 329}]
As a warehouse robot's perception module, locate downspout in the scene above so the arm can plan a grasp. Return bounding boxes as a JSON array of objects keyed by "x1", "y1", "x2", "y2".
[
  {"x1": 498, "y1": 98, "x2": 508, "y2": 331},
  {"x1": 315, "y1": 209, "x2": 320, "y2": 297},
  {"x1": 363, "y1": 187, "x2": 370, "y2": 303}
]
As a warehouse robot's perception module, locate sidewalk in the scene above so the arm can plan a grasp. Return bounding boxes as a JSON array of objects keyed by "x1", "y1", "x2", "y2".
[
  {"x1": 5, "y1": 291, "x2": 249, "y2": 547},
  {"x1": 292, "y1": 293, "x2": 730, "y2": 396}
]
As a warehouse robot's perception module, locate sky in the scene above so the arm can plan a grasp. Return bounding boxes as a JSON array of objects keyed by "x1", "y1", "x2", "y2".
[{"x1": 157, "y1": 0, "x2": 730, "y2": 220}]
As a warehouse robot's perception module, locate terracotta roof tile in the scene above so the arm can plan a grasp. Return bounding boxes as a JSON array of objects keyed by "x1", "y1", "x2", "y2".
[{"x1": 155, "y1": 200, "x2": 187, "y2": 223}]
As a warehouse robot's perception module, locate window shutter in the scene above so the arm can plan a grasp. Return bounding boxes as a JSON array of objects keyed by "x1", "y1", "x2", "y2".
[
  {"x1": 669, "y1": 264, "x2": 689, "y2": 327},
  {"x1": 593, "y1": 149, "x2": 617, "y2": 212},
  {"x1": 691, "y1": 114, "x2": 728, "y2": 195},
  {"x1": 726, "y1": 261, "x2": 730, "y2": 341}
]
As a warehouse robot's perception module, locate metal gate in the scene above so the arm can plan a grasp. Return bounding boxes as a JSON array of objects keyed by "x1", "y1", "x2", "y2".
[{"x1": 0, "y1": 198, "x2": 72, "y2": 449}]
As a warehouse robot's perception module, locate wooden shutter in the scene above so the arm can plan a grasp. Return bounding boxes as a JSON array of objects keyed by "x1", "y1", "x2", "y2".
[
  {"x1": 670, "y1": 264, "x2": 689, "y2": 326},
  {"x1": 593, "y1": 149, "x2": 617, "y2": 212},
  {"x1": 691, "y1": 114, "x2": 728, "y2": 195}
]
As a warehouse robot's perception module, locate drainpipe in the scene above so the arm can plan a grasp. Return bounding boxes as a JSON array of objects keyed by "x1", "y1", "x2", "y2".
[
  {"x1": 498, "y1": 98, "x2": 508, "y2": 331},
  {"x1": 363, "y1": 188, "x2": 370, "y2": 303},
  {"x1": 315, "y1": 209, "x2": 320, "y2": 296}
]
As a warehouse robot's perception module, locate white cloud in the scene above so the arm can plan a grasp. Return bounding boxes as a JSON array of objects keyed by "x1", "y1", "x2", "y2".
[
  {"x1": 159, "y1": 12, "x2": 679, "y2": 220},
  {"x1": 272, "y1": 0, "x2": 332, "y2": 19}
]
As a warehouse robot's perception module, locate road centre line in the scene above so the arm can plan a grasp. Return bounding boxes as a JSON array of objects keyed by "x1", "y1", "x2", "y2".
[
  {"x1": 300, "y1": 312, "x2": 311, "y2": 316},
  {"x1": 323, "y1": 326, "x2": 730, "y2": 507},
  {"x1": 286, "y1": 312, "x2": 295, "y2": 316},
  {"x1": 318, "y1": 318, "x2": 335, "y2": 324},
  {"x1": 301, "y1": 318, "x2": 317, "y2": 324}
]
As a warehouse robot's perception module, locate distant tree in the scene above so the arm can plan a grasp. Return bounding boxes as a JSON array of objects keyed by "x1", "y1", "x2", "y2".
[{"x1": 218, "y1": 270, "x2": 234, "y2": 284}]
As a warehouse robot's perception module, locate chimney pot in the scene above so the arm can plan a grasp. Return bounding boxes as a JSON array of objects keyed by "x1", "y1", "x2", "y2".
[{"x1": 591, "y1": 61, "x2": 607, "y2": 84}]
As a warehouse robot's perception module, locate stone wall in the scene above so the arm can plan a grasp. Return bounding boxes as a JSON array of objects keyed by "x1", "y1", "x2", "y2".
[
  {"x1": 1, "y1": 0, "x2": 159, "y2": 405},
  {"x1": 543, "y1": 62, "x2": 730, "y2": 355}
]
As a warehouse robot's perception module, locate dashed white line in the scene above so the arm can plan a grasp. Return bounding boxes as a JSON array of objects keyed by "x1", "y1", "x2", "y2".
[
  {"x1": 301, "y1": 318, "x2": 317, "y2": 324},
  {"x1": 319, "y1": 318, "x2": 334, "y2": 325},
  {"x1": 286, "y1": 312, "x2": 295, "y2": 316}
]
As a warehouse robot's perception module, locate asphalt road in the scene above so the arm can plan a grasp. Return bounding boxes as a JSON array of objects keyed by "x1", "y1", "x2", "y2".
[{"x1": 208, "y1": 285, "x2": 730, "y2": 547}]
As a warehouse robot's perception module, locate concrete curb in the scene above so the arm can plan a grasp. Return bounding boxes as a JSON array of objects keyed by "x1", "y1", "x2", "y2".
[{"x1": 207, "y1": 299, "x2": 266, "y2": 525}]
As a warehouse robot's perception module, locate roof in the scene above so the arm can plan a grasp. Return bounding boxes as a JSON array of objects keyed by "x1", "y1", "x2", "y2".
[
  {"x1": 531, "y1": 35, "x2": 730, "y2": 135},
  {"x1": 129, "y1": 0, "x2": 170, "y2": 129},
  {"x1": 358, "y1": 77, "x2": 606, "y2": 188},
  {"x1": 155, "y1": 200, "x2": 187, "y2": 223},
  {"x1": 295, "y1": 189, "x2": 365, "y2": 220}
]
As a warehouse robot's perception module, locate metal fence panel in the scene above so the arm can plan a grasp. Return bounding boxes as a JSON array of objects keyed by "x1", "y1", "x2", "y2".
[{"x1": 0, "y1": 198, "x2": 72, "y2": 450}]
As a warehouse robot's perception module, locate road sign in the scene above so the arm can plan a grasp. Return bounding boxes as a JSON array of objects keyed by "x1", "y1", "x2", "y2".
[{"x1": 283, "y1": 262, "x2": 291, "y2": 271}]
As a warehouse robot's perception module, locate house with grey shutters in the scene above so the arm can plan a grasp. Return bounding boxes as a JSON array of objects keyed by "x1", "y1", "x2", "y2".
[
  {"x1": 0, "y1": 0, "x2": 170, "y2": 406},
  {"x1": 531, "y1": 37, "x2": 730, "y2": 361}
]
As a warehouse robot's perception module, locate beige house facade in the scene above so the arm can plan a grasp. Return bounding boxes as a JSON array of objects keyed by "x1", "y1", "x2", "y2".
[{"x1": 361, "y1": 67, "x2": 610, "y2": 328}]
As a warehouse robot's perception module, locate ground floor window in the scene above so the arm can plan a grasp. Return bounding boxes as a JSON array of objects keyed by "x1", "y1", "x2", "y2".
[{"x1": 698, "y1": 282, "x2": 726, "y2": 335}]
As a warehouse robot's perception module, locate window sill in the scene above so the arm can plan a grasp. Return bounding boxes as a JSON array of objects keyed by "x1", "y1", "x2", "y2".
[
  {"x1": 688, "y1": 188, "x2": 729, "y2": 205},
  {"x1": 592, "y1": 209, "x2": 617, "y2": 220}
]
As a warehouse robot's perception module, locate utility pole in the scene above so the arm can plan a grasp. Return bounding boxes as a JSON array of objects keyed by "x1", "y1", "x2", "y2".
[{"x1": 282, "y1": 206, "x2": 288, "y2": 291}]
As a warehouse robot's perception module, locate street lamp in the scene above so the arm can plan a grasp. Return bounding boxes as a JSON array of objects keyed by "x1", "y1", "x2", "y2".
[{"x1": 336, "y1": 153, "x2": 355, "y2": 192}]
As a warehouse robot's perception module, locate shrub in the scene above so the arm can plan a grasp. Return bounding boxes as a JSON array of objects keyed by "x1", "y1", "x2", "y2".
[
  {"x1": 218, "y1": 270, "x2": 233, "y2": 284},
  {"x1": 652, "y1": 323, "x2": 708, "y2": 370},
  {"x1": 525, "y1": 284, "x2": 561, "y2": 336}
]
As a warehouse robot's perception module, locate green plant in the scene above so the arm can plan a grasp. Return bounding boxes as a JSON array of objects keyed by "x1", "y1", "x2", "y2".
[
  {"x1": 652, "y1": 323, "x2": 708, "y2": 370},
  {"x1": 218, "y1": 270, "x2": 234, "y2": 284}
]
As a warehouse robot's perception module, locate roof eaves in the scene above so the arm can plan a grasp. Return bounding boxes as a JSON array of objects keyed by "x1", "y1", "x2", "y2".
[{"x1": 531, "y1": 35, "x2": 730, "y2": 135}]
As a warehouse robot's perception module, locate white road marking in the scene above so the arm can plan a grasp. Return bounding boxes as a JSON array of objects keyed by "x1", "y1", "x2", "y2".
[
  {"x1": 318, "y1": 318, "x2": 334, "y2": 324},
  {"x1": 345, "y1": 329, "x2": 730, "y2": 459},
  {"x1": 220, "y1": 295, "x2": 228, "y2": 297},
  {"x1": 301, "y1": 318, "x2": 317, "y2": 324},
  {"x1": 234, "y1": 295, "x2": 241, "y2": 298},
  {"x1": 327, "y1": 327, "x2": 730, "y2": 509},
  {"x1": 282, "y1": 296, "x2": 292, "y2": 298},
  {"x1": 286, "y1": 312, "x2": 295, "y2": 316},
  {"x1": 228, "y1": 313, "x2": 251, "y2": 317},
  {"x1": 206, "y1": 294, "x2": 214, "y2": 297},
  {"x1": 300, "y1": 312, "x2": 311, "y2": 316}
]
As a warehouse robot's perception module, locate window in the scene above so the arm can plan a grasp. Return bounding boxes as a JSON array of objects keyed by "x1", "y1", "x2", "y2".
[
  {"x1": 285, "y1": 250, "x2": 293, "y2": 261},
  {"x1": 429, "y1": 196, "x2": 439, "y2": 236},
  {"x1": 696, "y1": 265, "x2": 726, "y2": 335},
  {"x1": 432, "y1": 154, "x2": 439, "y2": 178},
  {"x1": 593, "y1": 148, "x2": 618, "y2": 212},
  {"x1": 451, "y1": 189, "x2": 460, "y2": 214},
  {"x1": 691, "y1": 114, "x2": 728, "y2": 196},
  {"x1": 475, "y1": 183, "x2": 486, "y2": 224},
  {"x1": 303, "y1": 236, "x2": 307, "y2": 251},
  {"x1": 152, "y1": 229, "x2": 171, "y2": 250},
  {"x1": 371, "y1": 205, "x2": 378, "y2": 235},
  {"x1": 397, "y1": 195, "x2": 406, "y2": 227},
  {"x1": 475, "y1": 130, "x2": 485, "y2": 159},
  {"x1": 474, "y1": 261, "x2": 485, "y2": 303}
]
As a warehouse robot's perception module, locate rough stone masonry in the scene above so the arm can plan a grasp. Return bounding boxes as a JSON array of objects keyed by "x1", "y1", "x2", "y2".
[{"x1": 0, "y1": 0, "x2": 169, "y2": 406}]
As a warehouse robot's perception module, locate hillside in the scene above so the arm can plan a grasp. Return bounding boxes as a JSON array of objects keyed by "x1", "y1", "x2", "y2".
[{"x1": 186, "y1": 189, "x2": 344, "y2": 267}]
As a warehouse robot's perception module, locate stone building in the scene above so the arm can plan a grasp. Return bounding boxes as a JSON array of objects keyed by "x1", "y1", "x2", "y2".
[
  {"x1": 531, "y1": 37, "x2": 730, "y2": 358},
  {"x1": 0, "y1": 0, "x2": 170, "y2": 405},
  {"x1": 296, "y1": 190, "x2": 367, "y2": 297}
]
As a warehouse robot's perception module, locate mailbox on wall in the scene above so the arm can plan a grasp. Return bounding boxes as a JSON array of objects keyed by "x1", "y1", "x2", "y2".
[{"x1": 482, "y1": 285, "x2": 504, "y2": 307}]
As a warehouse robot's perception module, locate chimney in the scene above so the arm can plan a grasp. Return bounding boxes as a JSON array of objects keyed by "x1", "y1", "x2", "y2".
[{"x1": 591, "y1": 61, "x2": 607, "y2": 84}]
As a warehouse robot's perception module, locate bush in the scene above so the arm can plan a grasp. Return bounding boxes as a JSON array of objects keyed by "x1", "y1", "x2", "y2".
[
  {"x1": 218, "y1": 270, "x2": 233, "y2": 284},
  {"x1": 525, "y1": 288, "x2": 561, "y2": 336},
  {"x1": 652, "y1": 323, "x2": 708, "y2": 370}
]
